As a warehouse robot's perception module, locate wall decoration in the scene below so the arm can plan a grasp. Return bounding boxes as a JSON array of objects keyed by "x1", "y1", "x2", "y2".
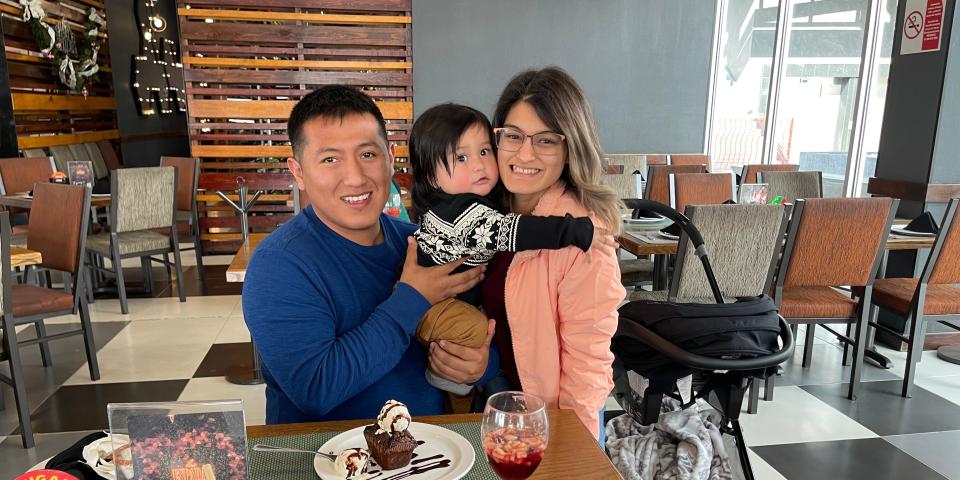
[
  {"x1": 132, "y1": 0, "x2": 185, "y2": 116},
  {"x1": 19, "y1": 0, "x2": 106, "y2": 95}
]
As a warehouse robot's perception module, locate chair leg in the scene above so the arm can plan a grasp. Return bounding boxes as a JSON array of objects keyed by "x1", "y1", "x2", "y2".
[
  {"x1": 902, "y1": 307, "x2": 927, "y2": 398},
  {"x1": 34, "y1": 320, "x2": 53, "y2": 367},
  {"x1": 802, "y1": 324, "x2": 816, "y2": 368},
  {"x1": 847, "y1": 298, "x2": 871, "y2": 401},
  {"x1": 193, "y1": 221, "x2": 207, "y2": 286},
  {"x1": 112, "y1": 247, "x2": 129, "y2": 315},
  {"x1": 763, "y1": 373, "x2": 775, "y2": 401},
  {"x1": 2, "y1": 314, "x2": 35, "y2": 448},
  {"x1": 841, "y1": 322, "x2": 853, "y2": 366},
  {"x1": 172, "y1": 245, "x2": 186, "y2": 303},
  {"x1": 164, "y1": 253, "x2": 172, "y2": 281},
  {"x1": 747, "y1": 378, "x2": 760, "y2": 414},
  {"x1": 140, "y1": 256, "x2": 154, "y2": 295},
  {"x1": 85, "y1": 253, "x2": 97, "y2": 305},
  {"x1": 78, "y1": 298, "x2": 100, "y2": 381}
]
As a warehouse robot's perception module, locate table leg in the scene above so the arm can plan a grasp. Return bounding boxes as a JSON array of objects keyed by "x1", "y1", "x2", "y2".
[
  {"x1": 227, "y1": 339, "x2": 264, "y2": 385},
  {"x1": 653, "y1": 254, "x2": 668, "y2": 291},
  {"x1": 864, "y1": 250, "x2": 893, "y2": 369}
]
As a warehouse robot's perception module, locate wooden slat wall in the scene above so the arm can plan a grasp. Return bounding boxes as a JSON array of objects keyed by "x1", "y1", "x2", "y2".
[
  {"x1": 176, "y1": 0, "x2": 412, "y2": 253},
  {"x1": 1, "y1": 0, "x2": 118, "y2": 150}
]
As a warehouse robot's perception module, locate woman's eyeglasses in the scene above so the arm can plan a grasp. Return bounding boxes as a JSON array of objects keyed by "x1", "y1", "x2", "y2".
[{"x1": 494, "y1": 127, "x2": 565, "y2": 156}]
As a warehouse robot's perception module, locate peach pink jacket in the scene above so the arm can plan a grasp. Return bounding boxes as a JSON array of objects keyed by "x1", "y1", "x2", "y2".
[{"x1": 502, "y1": 181, "x2": 625, "y2": 438}]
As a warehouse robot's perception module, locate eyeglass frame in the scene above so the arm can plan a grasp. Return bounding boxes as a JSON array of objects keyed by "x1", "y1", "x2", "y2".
[{"x1": 493, "y1": 127, "x2": 566, "y2": 155}]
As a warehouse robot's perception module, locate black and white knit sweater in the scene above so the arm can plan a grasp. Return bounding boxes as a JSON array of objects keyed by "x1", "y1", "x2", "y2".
[{"x1": 414, "y1": 192, "x2": 593, "y2": 304}]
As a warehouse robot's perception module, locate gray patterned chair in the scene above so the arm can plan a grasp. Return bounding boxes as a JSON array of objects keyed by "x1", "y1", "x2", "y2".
[
  {"x1": 600, "y1": 173, "x2": 643, "y2": 199},
  {"x1": 630, "y1": 203, "x2": 788, "y2": 304},
  {"x1": 85, "y1": 167, "x2": 186, "y2": 314},
  {"x1": 760, "y1": 170, "x2": 823, "y2": 203}
]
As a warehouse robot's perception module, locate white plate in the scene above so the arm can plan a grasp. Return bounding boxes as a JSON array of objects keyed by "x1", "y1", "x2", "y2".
[
  {"x1": 91, "y1": 193, "x2": 111, "y2": 198},
  {"x1": 622, "y1": 213, "x2": 665, "y2": 225},
  {"x1": 891, "y1": 226, "x2": 936, "y2": 237},
  {"x1": 657, "y1": 231, "x2": 679, "y2": 240},
  {"x1": 314, "y1": 423, "x2": 475, "y2": 480}
]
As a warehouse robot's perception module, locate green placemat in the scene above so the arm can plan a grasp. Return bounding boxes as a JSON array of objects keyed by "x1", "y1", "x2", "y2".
[{"x1": 248, "y1": 422, "x2": 499, "y2": 480}]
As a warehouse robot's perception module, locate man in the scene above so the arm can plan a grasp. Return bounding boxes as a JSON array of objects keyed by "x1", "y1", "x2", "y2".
[{"x1": 243, "y1": 85, "x2": 497, "y2": 424}]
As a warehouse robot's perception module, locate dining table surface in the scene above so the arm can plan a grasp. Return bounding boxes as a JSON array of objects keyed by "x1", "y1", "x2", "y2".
[
  {"x1": 247, "y1": 409, "x2": 622, "y2": 479},
  {"x1": 11, "y1": 246, "x2": 42, "y2": 269},
  {"x1": 0, "y1": 193, "x2": 111, "y2": 209},
  {"x1": 226, "y1": 232, "x2": 268, "y2": 283}
]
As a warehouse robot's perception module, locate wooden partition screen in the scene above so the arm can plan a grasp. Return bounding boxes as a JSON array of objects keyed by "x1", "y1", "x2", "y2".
[
  {"x1": 176, "y1": 0, "x2": 412, "y2": 253},
  {"x1": 1, "y1": 0, "x2": 118, "y2": 150}
]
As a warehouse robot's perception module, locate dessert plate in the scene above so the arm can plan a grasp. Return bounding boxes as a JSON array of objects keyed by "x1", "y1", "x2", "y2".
[
  {"x1": 890, "y1": 226, "x2": 936, "y2": 238},
  {"x1": 622, "y1": 213, "x2": 665, "y2": 225},
  {"x1": 314, "y1": 422, "x2": 475, "y2": 480}
]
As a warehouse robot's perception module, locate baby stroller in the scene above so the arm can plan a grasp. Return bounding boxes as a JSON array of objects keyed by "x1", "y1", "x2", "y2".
[{"x1": 610, "y1": 200, "x2": 795, "y2": 480}]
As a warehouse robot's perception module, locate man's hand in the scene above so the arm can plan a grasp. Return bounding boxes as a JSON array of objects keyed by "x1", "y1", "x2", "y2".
[
  {"x1": 428, "y1": 319, "x2": 495, "y2": 384},
  {"x1": 399, "y1": 237, "x2": 485, "y2": 305}
]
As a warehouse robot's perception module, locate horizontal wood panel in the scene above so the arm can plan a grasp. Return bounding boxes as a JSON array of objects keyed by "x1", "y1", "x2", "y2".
[
  {"x1": 17, "y1": 129, "x2": 119, "y2": 149},
  {"x1": 180, "y1": 22, "x2": 407, "y2": 46},
  {"x1": 183, "y1": 57, "x2": 410, "y2": 70},
  {"x1": 186, "y1": 45, "x2": 409, "y2": 58},
  {"x1": 12, "y1": 93, "x2": 116, "y2": 111},
  {"x1": 199, "y1": 214, "x2": 293, "y2": 230},
  {"x1": 183, "y1": 69, "x2": 411, "y2": 87},
  {"x1": 188, "y1": 99, "x2": 411, "y2": 120},
  {"x1": 185, "y1": 86, "x2": 411, "y2": 99},
  {"x1": 196, "y1": 193, "x2": 290, "y2": 202},
  {"x1": 193, "y1": 144, "x2": 409, "y2": 158},
  {"x1": 177, "y1": 0, "x2": 411, "y2": 12},
  {"x1": 200, "y1": 161, "x2": 289, "y2": 170},
  {"x1": 178, "y1": 8, "x2": 410, "y2": 24},
  {"x1": 189, "y1": 121, "x2": 410, "y2": 131},
  {"x1": 199, "y1": 172, "x2": 295, "y2": 190}
]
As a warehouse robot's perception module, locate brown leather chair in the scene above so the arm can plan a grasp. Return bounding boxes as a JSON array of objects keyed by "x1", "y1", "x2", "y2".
[
  {"x1": 668, "y1": 172, "x2": 735, "y2": 213},
  {"x1": 0, "y1": 157, "x2": 55, "y2": 195},
  {"x1": 96, "y1": 140, "x2": 123, "y2": 171},
  {"x1": 752, "y1": 197, "x2": 897, "y2": 412},
  {"x1": 740, "y1": 163, "x2": 798, "y2": 186},
  {"x1": 160, "y1": 156, "x2": 205, "y2": 282},
  {"x1": 1, "y1": 183, "x2": 100, "y2": 448},
  {"x1": 643, "y1": 164, "x2": 706, "y2": 206},
  {"x1": 861, "y1": 198, "x2": 960, "y2": 398},
  {"x1": 644, "y1": 154, "x2": 669, "y2": 166},
  {"x1": 669, "y1": 153, "x2": 710, "y2": 170}
]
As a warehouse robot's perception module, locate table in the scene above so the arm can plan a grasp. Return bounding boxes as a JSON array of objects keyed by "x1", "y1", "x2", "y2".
[
  {"x1": 11, "y1": 246, "x2": 42, "y2": 269},
  {"x1": 226, "y1": 232, "x2": 268, "y2": 385},
  {"x1": 247, "y1": 410, "x2": 622, "y2": 480},
  {"x1": 0, "y1": 193, "x2": 111, "y2": 210},
  {"x1": 227, "y1": 233, "x2": 267, "y2": 283}
]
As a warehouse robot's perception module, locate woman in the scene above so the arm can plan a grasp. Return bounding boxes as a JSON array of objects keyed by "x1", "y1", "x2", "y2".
[{"x1": 429, "y1": 67, "x2": 625, "y2": 441}]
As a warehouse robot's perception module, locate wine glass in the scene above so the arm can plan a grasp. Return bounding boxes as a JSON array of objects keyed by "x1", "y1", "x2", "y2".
[{"x1": 481, "y1": 391, "x2": 549, "y2": 480}]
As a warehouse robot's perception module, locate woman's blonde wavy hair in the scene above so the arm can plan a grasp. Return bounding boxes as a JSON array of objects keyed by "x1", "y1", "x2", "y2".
[{"x1": 493, "y1": 66, "x2": 624, "y2": 235}]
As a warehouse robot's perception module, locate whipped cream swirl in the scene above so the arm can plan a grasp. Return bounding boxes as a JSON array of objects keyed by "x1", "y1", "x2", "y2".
[{"x1": 376, "y1": 399, "x2": 411, "y2": 434}]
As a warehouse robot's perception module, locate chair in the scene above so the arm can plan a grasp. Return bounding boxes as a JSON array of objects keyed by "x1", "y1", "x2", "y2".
[
  {"x1": 631, "y1": 204, "x2": 788, "y2": 304},
  {"x1": 0, "y1": 183, "x2": 100, "y2": 448},
  {"x1": 860, "y1": 198, "x2": 960, "y2": 398},
  {"x1": 48, "y1": 145, "x2": 77, "y2": 173},
  {"x1": 292, "y1": 188, "x2": 309, "y2": 215},
  {"x1": 644, "y1": 154, "x2": 669, "y2": 167},
  {"x1": 603, "y1": 154, "x2": 647, "y2": 176},
  {"x1": 760, "y1": 170, "x2": 822, "y2": 203},
  {"x1": 601, "y1": 174, "x2": 643, "y2": 200},
  {"x1": 755, "y1": 197, "x2": 897, "y2": 411},
  {"x1": 160, "y1": 156, "x2": 205, "y2": 283},
  {"x1": 96, "y1": 140, "x2": 123, "y2": 171},
  {"x1": 669, "y1": 153, "x2": 710, "y2": 170},
  {"x1": 740, "y1": 163, "x2": 798, "y2": 186},
  {"x1": 644, "y1": 164, "x2": 707, "y2": 206},
  {"x1": 69, "y1": 143, "x2": 110, "y2": 181},
  {"x1": 86, "y1": 167, "x2": 185, "y2": 314},
  {"x1": 668, "y1": 172, "x2": 735, "y2": 213},
  {"x1": 0, "y1": 157, "x2": 56, "y2": 195}
]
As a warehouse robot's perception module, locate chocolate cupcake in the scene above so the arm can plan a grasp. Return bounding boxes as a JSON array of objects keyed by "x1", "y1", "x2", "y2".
[{"x1": 364, "y1": 400, "x2": 417, "y2": 469}]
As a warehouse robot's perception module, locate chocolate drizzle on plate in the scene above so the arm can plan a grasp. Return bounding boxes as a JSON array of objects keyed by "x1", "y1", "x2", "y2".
[{"x1": 362, "y1": 453, "x2": 452, "y2": 479}]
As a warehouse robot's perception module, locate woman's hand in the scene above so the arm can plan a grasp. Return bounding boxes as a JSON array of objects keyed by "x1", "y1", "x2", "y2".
[
  {"x1": 590, "y1": 227, "x2": 618, "y2": 252},
  {"x1": 428, "y1": 319, "x2": 496, "y2": 384}
]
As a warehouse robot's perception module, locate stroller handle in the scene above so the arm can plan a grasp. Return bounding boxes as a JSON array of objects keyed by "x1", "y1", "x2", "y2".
[
  {"x1": 616, "y1": 314, "x2": 796, "y2": 371},
  {"x1": 622, "y1": 199, "x2": 724, "y2": 303}
]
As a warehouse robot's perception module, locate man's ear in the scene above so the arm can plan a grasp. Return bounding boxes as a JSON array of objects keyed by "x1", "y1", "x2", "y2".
[{"x1": 288, "y1": 157, "x2": 307, "y2": 190}]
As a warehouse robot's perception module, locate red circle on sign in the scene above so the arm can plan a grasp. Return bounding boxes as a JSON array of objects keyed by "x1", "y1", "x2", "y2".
[
  {"x1": 905, "y1": 10, "x2": 923, "y2": 39},
  {"x1": 15, "y1": 469, "x2": 80, "y2": 480}
]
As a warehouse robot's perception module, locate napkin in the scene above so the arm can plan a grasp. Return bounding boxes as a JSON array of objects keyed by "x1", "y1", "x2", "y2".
[{"x1": 904, "y1": 211, "x2": 939, "y2": 234}]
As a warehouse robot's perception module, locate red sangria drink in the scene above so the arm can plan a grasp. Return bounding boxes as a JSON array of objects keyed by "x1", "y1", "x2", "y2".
[
  {"x1": 481, "y1": 392, "x2": 549, "y2": 480},
  {"x1": 483, "y1": 427, "x2": 546, "y2": 480}
]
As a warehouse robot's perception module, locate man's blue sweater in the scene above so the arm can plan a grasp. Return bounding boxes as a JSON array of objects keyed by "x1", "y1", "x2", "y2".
[{"x1": 242, "y1": 207, "x2": 445, "y2": 424}]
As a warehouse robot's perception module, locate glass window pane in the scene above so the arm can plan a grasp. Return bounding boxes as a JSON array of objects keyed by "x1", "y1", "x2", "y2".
[
  {"x1": 770, "y1": 0, "x2": 868, "y2": 197},
  {"x1": 710, "y1": 0, "x2": 778, "y2": 173},
  {"x1": 857, "y1": 0, "x2": 898, "y2": 196}
]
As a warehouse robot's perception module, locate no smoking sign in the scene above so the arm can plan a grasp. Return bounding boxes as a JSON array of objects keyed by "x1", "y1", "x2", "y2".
[{"x1": 901, "y1": 0, "x2": 944, "y2": 55}]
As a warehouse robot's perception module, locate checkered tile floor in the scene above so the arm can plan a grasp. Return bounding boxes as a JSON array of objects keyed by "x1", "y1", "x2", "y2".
[{"x1": 2, "y1": 261, "x2": 959, "y2": 479}]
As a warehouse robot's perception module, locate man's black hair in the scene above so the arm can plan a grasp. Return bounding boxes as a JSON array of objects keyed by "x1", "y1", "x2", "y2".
[{"x1": 287, "y1": 85, "x2": 389, "y2": 158}]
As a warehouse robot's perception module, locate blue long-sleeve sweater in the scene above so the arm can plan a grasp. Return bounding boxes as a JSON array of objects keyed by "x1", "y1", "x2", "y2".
[{"x1": 242, "y1": 206, "x2": 496, "y2": 424}]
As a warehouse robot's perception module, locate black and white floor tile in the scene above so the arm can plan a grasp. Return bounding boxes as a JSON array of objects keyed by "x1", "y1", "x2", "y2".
[{"x1": 2, "y1": 259, "x2": 960, "y2": 479}]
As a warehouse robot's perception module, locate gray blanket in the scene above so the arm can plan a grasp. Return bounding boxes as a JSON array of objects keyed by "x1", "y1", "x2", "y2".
[{"x1": 605, "y1": 399, "x2": 733, "y2": 480}]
